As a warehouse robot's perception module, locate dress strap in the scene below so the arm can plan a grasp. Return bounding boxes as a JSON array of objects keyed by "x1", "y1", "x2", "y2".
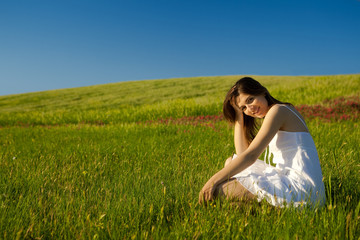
[{"x1": 281, "y1": 105, "x2": 309, "y2": 131}]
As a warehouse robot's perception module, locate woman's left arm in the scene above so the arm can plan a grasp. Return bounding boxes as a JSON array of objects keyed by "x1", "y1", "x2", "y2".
[{"x1": 199, "y1": 105, "x2": 288, "y2": 203}]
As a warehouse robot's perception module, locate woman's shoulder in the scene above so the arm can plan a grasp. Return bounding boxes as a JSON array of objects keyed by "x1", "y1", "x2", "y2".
[
  {"x1": 271, "y1": 103, "x2": 303, "y2": 118},
  {"x1": 267, "y1": 104, "x2": 308, "y2": 132},
  {"x1": 265, "y1": 104, "x2": 296, "y2": 122},
  {"x1": 263, "y1": 104, "x2": 291, "y2": 126},
  {"x1": 267, "y1": 104, "x2": 292, "y2": 115}
]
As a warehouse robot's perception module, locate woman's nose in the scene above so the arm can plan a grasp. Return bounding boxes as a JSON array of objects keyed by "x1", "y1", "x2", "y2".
[{"x1": 246, "y1": 104, "x2": 254, "y2": 110}]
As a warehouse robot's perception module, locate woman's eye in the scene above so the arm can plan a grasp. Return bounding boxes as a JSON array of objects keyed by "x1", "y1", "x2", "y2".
[{"x1": 248, "y1": 97, "x2": 254, "y2": 103}]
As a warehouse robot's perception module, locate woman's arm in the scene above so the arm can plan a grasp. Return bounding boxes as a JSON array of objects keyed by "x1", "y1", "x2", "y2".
[
  {"x1": 199, "y1": 105, "x2": 288, "y2": 203},
  {"x1": 234, "y1": 120, "x2": 248, "y2": 155},
  {"x1": 231, "y1": 98, "x2": 248, "y2": 155}
]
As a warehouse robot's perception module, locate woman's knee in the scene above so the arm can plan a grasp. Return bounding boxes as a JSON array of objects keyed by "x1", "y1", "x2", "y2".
[
  {"x1": 224, "y1": 156, "x2": 233, "y2": 167},
  {"x1": 216, "y1": 179, "x2": 255, "y2": 201}
]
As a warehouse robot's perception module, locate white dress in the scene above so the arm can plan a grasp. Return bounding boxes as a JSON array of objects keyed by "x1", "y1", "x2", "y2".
[{"x1": 233, "y1": 105, "x2": 326, "y2": 207}]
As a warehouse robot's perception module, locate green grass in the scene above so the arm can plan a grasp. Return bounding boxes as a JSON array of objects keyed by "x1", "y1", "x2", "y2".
[
  {"x1": 0, "y1": 74, "x2": 359, "y2": 126},
  {"x1": 0, "y1": 74, "x2": 359, "y2": 239}
]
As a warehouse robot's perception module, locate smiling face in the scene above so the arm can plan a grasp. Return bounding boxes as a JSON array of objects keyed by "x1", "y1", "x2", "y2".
[{"x1": 236, "y1": 93, "x2": 270, "y2": 118}]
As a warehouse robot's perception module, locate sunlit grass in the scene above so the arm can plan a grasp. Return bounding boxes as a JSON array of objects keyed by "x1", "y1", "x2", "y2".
[
  {"x1": 0, "y1": 74, "x2": 359, "y2": 239},
  {"x1": 0, "y1": 74, "x2": 359, "y2": 126}
]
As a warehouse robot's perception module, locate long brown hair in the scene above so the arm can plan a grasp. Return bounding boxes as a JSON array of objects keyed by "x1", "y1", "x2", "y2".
[{"x1": 223, "y1": 77, "x2": 289, "y2": 144}]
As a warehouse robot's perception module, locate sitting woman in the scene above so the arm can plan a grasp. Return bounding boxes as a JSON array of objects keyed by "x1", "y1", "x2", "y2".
[{"x1": 199, "y1": 77, "x2": 326, "y2": 207}]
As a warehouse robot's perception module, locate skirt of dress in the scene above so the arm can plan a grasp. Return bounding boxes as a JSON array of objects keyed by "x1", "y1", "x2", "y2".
[{"x1": 233, "y1": 158, "x2": 319, "y2": 207}]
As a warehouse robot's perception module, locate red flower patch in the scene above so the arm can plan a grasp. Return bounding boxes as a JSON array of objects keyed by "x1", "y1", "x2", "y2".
[
  {"x1": 296, "y1": 96, "x2": 360, "y2": 122},
  {"x1": 139, "y1": 96, "x2": 359, "y2": 129}
]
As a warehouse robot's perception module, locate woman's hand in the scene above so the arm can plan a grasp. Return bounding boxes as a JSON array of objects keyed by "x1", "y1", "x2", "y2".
[
  {"x1": 198, "y1": 180, "x2": 217, "y2": 204},
  {"x1": 230, "y1": 97, "x2": 244, "y2": 123}
]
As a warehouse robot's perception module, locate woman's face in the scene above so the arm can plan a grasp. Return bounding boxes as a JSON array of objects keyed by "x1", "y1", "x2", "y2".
[{"x1": 236, "y1": 93, "x2": 270, "y2": 118}]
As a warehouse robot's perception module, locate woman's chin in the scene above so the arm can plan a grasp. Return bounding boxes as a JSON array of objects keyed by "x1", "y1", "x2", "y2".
[{"x1": 256, "y1": 113, "x2": 266, "y2": 118}]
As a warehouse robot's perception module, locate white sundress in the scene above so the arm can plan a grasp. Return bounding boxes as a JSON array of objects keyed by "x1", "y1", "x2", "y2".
[{"x1": 233, "y1": 105, "x2": 326, "y2": 207}]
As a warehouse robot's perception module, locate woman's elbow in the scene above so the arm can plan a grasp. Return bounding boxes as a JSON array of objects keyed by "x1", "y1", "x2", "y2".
[{"x1": 245, "y1": 151, "x2": 259, "y2": 165}]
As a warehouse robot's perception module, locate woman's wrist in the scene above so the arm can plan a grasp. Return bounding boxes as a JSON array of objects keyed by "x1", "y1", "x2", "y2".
[
  {"x1": 234, "y1": 112, "x2": 243, "y2": 123},
  {"x1": 234, "y1": 117, "x2": 243, "y2": 126},
  {"x1": 211, "y1": 169, "x2": 229, "y2": 186}
]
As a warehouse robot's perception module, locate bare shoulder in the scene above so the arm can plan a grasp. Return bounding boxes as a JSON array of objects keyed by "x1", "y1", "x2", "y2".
[
  {"x1": 266, "y1": 104, "x2": 308, "y2": 132},
  {"x1": 259, "y1": 104, "x2": 291, "y2": 132},
  {"x1": 265, "y1": 104, "x2": 290, "y2": 119},
  {"x1": 263, "y1": 104, "x2": 295, "y2": 129}
]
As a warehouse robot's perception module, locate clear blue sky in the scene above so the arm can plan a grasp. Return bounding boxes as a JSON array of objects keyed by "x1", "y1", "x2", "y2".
[{"x1": 1, "y1": 0, "x2": 359, "y2": 96}]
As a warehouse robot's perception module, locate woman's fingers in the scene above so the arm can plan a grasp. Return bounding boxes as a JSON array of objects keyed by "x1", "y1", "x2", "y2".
[
  {"x1": 198, "y1": 191, "x2": 205, "y2": 204},
  {"x1": 231, "y1": 97, "x2": 242, "y2": 112},
  {"x1": 199, "y1": 185, "x2": 215, "y2": 204},
  {"x1": 230, "y1": 97, "x2": 237, "y2": 108},
  {"x1": 230, "y1": 97, "x2": 244, "y2": 123}
]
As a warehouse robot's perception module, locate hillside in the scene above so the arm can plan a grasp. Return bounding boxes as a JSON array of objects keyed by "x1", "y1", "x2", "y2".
[{"x1": 0, "y1": 74, "x2": 359, "y2": 126}]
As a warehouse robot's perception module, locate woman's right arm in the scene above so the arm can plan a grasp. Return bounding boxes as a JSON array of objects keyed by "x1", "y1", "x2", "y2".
[
  {"x1": 234, "y1": 118, "x2": 249, "y2": 155},
  {"x1": 231, "y1": 99, "x2": 249, "y2": 155}
]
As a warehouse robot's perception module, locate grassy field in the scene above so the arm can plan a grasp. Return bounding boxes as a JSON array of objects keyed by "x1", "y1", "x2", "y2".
[{"x1": 0, "y1": 74, "x2": 359, "y2": 239}]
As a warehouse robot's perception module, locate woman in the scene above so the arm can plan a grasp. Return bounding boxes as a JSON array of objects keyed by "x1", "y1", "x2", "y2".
[{"x1": 199, "y1": 77, "x2": 326, "y2": 207}]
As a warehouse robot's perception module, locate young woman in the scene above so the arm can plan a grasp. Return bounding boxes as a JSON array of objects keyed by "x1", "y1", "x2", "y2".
[{"x1": 199, "y1": 77, "x2": 326, "y2": 207}]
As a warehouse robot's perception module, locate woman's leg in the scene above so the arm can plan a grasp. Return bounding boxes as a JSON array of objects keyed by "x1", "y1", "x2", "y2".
[
  {"x1": 221, "y1": 157, "x2": 255, "y2": 201},
  {"x1": 224, "y1": 156, "x2": 232, "y2": 167},
  {"x1": 215, "y1": 179, "x2": 256, "y2": 201}
]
